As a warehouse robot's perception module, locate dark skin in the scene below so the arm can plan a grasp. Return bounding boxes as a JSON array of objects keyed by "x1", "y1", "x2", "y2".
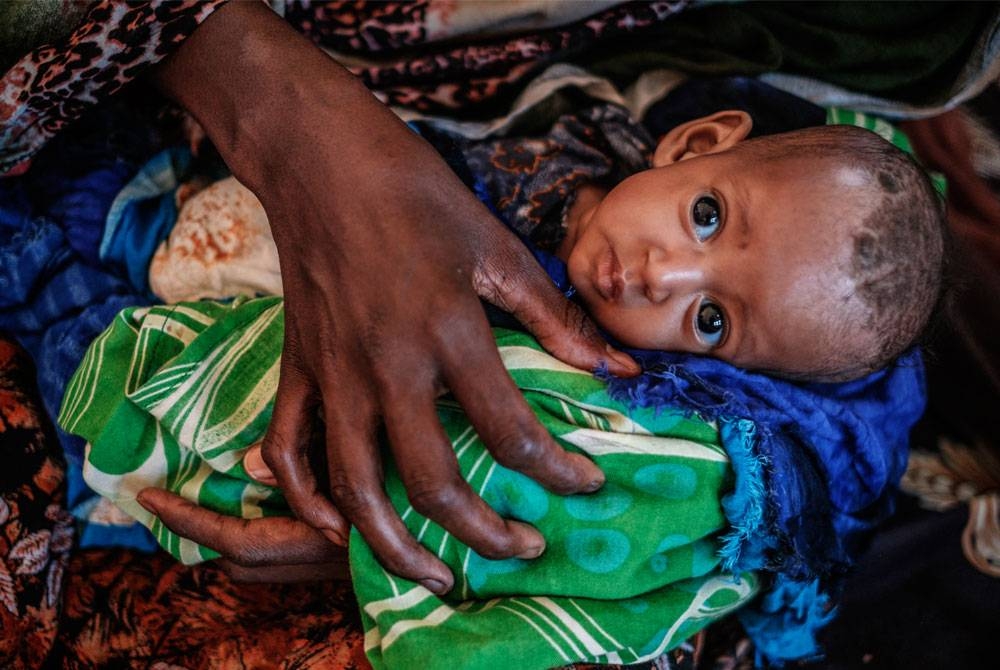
[{"x1": 137, "y1": 1, "x2": 638, "y2": 591}]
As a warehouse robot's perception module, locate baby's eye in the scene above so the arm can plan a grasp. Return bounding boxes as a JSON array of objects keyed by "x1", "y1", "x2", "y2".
[
  {"x1": 695, "y1": 299, "x2": 726, "y2": 347},
  {"x1": 692, "y1": 196, "x2": 721, "y2": 241}
]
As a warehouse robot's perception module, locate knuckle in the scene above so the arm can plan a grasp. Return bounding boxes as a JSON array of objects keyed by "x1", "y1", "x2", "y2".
[
  {"x1": 407, "y1": 477, "x2": 462, "y2": 519},
  {"x1": 471, "y1": 531, "x2": 517, "y2": 561},
  {"x1": 371, "y1": 354, "x2": 436, "y2": 402},
  {"x1": 329, "y1": 478, "x2": 376, "y2": 517},
  {"x1": 491, "y1": 429, "x2": 546, "y2": 470},
  {"x1": 259, "y1": 439, "x2": 300, "y2": 480},
  {"x1": 423, "y1": 314, "x2": 460, "y2": 353},
  {"x1": 260, "y1": 431, "x2": 290, "y2": 465},
  {"x1": 472, "y1": 263, "x2": 516, "y2": 310},
  {"x1": 371, "y1": 365, "x2": 406, "y2": 401}
]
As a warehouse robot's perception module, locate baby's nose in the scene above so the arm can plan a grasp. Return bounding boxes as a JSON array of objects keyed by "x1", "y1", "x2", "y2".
[{"x1": 642, "y1": 249, "x2": 704, "y2": 303}]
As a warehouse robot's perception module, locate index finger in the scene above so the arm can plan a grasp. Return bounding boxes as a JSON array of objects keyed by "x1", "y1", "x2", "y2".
[
  {"x1": 473, "y1": 234, "x2": 640, "y2": 378},
  {"x1": 441, "y1": 305, "x2": 605, "y2": 496}
]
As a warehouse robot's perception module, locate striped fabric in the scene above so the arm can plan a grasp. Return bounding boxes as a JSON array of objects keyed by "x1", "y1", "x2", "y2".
[
  {"x1": 60, "y1": 297, "x2": 758, "y2": 669},
  {"x1": 59, "y1": 297, "x2": 288, "y2": 563}
]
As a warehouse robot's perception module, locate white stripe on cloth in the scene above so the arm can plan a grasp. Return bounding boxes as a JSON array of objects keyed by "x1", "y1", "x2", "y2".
[
  {"x1": 509, "y1": 597, "x2": 585, "y2": 659},
  {"x1": 561, "y1": 428, "x2": 729, "y2": 461},
  {"x1": 380, "y1": 604, "x2": 459, "y2": 650},
  {"x1": 534, "y1": 596, "x2": 612, "y2": 656},
  {"x1": 364, "y1": 584, "x2": 436, "y2": 619},
  {"x1": 496, "y1": 604, "x2": 572, "y2": 662}
]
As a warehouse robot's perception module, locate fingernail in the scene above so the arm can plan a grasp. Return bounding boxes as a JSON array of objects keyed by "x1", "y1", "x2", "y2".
[
  {"x1": 517, "y1": 544, "x2": 545, "y2": 560},
  {"x1": 607, "y1": 348, "x2": 639, "y2": 374},
  {"x1": 419, "y1": 578, "x2": 448, "y2": 595},
  {"x1": 136, "y1": 491, "x2": 157, "y2": 514},
  {"x1": 245, "y1": 464, "x2": 272, "y2": 482},
  {"x1": 325, "y1": 529, "x2": 347, "y2": 547},
  {"x1": 584, "y1": 478, "x2": 604, "y2": 493},
  {"x1": 245, "y1": 463, "x2": 264, "y2": 478}
]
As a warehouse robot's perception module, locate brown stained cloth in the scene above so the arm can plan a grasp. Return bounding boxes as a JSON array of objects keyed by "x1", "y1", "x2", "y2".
[{"x1": 901, "y1": 111, "x2": 1000, "y2": 446}]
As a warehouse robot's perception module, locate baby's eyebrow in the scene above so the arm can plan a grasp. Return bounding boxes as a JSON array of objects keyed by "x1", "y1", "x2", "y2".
[{"x1": 726, "y1": 181, "x2": 752, "y2": 249}]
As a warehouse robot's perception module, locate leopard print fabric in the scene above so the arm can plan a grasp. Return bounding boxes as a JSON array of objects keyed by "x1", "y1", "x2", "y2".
[
  {"x1": 286, "y1": 0, "x2": 431, "y2": 52},
  {"x1": 0, "y1": 0, "x2": 223, "y2": 175},
  {"x1": 0, "y1": 0, "x2": 691, "y2": 175},
  {"x1": 293, "y1": 1, "x2": 690, "y2": 114}
]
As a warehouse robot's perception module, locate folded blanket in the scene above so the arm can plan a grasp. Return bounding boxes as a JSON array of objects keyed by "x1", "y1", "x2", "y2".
[{"x1": 59, "y1": 296, "x2": 758, "y2": 669}]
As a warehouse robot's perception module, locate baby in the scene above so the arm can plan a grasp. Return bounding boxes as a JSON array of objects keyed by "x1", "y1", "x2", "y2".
[
  {"x1": 556, "y1": 109, "x2": 945, "y2": 382},
  {"x1": 151, "y1": 108, "x2": 946, "y2": 383},
  {"x1": 61, "y1": 107, "x2": 945, "y2": 669}
]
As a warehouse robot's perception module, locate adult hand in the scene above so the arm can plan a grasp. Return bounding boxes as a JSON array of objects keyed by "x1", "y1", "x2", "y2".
[
  {"x1": 154, "y1": 2, "x2": 638, "y2": 594},
  {"x1": 136, "y1": 487, "x2": 349, "y2": 583}
]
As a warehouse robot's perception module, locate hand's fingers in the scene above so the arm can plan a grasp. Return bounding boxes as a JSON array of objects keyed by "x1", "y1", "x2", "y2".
[
  {"x1": 243, "y1": 443, "x2": 277, "y2": 486},
  {"x1": 260, "y1": 361, "x2": 348, "y2": 545},
  {"x1": 216, "y1": 559, "x2": 350, "y2": 583},
  {"x1": 439, "y1": 309, "x2": 606, "y2": 496},
  {"x1": 136, "y1": 488, "x2": 342, "y2": 566},
  {"x1": 473, "y1": 237, "x2": 640, "y2": 377},
  {"x1": 322, "y1": 398, "x2": 455, "y2": 595},
  {"x1": 382, "y1": 381, "x2": 547, "y2": 561}
]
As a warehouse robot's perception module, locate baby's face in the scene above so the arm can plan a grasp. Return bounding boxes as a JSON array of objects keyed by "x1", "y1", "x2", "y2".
[{"x1": 565, "y1": 150, "x2": 876, "y2": 378}]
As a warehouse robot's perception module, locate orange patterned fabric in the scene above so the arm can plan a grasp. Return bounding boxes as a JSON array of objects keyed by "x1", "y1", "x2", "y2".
[
  {"x1": 0, "y1": 337, "x2": 74, "y2": 670},
  {"x1": 53, "y1": 549, "x2": 369, "y2": 669}
]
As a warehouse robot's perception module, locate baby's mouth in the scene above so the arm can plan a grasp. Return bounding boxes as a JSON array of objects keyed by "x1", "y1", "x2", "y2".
[{"x1": 595, "y1": 245, "x2": 624, "y2": 301}]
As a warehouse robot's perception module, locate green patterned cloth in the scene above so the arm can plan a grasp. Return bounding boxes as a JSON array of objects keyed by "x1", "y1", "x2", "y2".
[{"x1": 60, "y1": 297, "x2": 758, "y2": 669}]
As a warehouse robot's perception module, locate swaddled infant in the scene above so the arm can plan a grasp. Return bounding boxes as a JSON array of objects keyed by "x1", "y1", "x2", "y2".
[
  {"x1": 65, "y1": 108, "x2": 945, "y2": 668},
  {"x1": 152, "y1": 109, "x2": 946, "y2": 383}
]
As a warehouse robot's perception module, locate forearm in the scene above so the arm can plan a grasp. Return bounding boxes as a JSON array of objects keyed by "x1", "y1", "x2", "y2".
[{"x1": 152, "y1": 1, "x2": 396, "y2": 196}]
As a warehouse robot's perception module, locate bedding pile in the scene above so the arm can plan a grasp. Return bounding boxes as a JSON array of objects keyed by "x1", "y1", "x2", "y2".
[
  {"x1": 2, "y1": 78, "x2": 931, "y2": 670},
  {"x1": 2, "y1": 2, "x2": 992, "y2": 668}
]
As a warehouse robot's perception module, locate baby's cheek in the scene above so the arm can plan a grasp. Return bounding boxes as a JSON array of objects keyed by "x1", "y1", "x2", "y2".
[{"x1": 594, "y1": 307, "x2": 658, "y2": 350}]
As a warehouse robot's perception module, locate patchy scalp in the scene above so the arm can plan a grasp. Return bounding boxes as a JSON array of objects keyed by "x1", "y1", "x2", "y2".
[
  {"x1": 878, "y1": 170, "x2": 902, "y2": 194},
  {"x1": 740, "y1": 125, "x2": 947, "y2": 380}
]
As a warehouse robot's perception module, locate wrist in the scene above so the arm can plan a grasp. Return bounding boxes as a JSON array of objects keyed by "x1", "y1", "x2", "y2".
[{"x1": 152, "y1": 1, "x2": 377, "y2": 192}]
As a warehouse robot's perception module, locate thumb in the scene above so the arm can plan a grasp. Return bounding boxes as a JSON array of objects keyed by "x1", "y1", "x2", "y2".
[
  {"x1": 473, "y1": 239, "x2": 640, "y2": 377},
  {"x1": 243, "y1": 443, "x2": 278, "y2": 486}
]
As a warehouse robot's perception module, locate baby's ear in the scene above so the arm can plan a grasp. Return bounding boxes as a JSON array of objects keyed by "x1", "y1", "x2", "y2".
[{"x1": 653, "y1": 110, "x2": 752, "y2": 167}]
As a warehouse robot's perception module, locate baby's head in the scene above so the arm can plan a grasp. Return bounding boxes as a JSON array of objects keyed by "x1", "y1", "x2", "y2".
[{"x1": 562, "y1": 111, "x2": 946, "y2": 382}]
